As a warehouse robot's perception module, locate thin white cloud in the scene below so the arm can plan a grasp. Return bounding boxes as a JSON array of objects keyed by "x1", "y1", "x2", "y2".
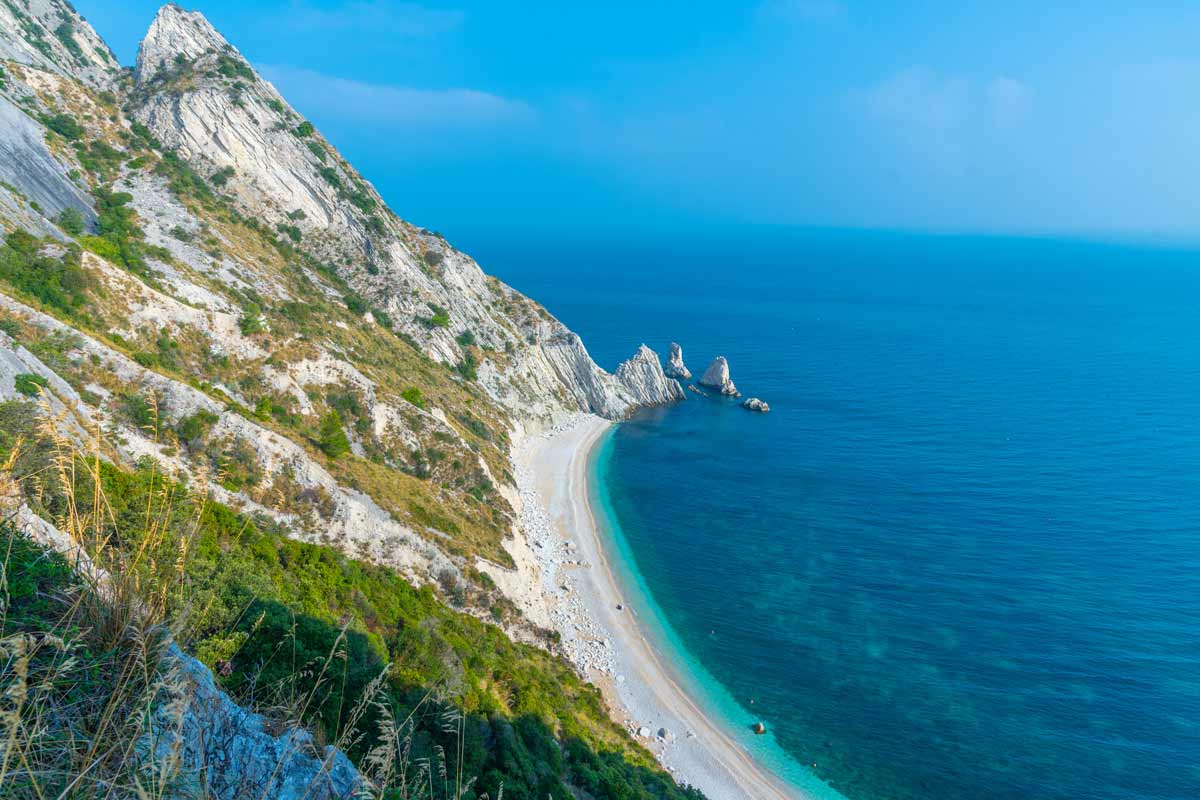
[
  {"x1": 281, "y1": 1, "x2": 464, "y2": 36},
  {"x1": 258, "y1": 64, "x2": 534, "y2": 129}
]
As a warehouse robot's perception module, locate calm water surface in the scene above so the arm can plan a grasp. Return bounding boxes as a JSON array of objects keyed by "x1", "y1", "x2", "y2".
[{"x1": 469, "y1": 229, "x2": 1200, "y2": 800}]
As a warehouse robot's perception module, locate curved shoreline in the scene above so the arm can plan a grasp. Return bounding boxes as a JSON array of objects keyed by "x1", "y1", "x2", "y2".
[{"x1": 513, "y1": 414, "x2": 827, "y2": 800}]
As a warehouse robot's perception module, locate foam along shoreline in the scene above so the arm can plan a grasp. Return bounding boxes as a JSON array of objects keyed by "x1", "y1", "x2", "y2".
[{"x1": 514, "y1": 414, "x2": 813, "y2": 800}]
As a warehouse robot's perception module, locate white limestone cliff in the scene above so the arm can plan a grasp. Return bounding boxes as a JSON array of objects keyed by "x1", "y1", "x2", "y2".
[
  {"x1": 127, "y1": 4, "x2": 677, "y2": 423},
  {"x1": 0, "y1": 0, "x2": 118, "y2": 89}
]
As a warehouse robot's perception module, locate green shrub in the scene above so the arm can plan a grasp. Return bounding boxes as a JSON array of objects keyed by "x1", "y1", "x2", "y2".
[
  {"x1": 343, "y1": 294, "x2": 366, "y2": 315},
  {"x1": 13, "y1": 373, "x2": 48, "y2": 397},
  {"x1": 42, "y1": 113, "x2": 83, "y2": 141},
  {"x1": 276, "y1": 222, "x2": 301, "y2": 243},
  {"x1": 0, "y1": 230, "x2": 93, "y2": 315},
  {"x1": 177, "y1": 408, "x2": 219, "y2": 446},
  {"x1": 318, "y1": 409, "x2": 351, "y2": 459},
  {"x1": 210, "y1": 166, "x2": 235, "y2": 187},
  {"x1": 293, "y1": 121, "x2": 315, "y2": 138},
  {"x1": 428, "y1": 303, "x2": 450, "y2": 328},
  {"x1": 306, "y1": 140, "x2": 327, "y2": 162},
  {"x1": 456, "y1": 352, "x2": 478, "y2": 381},
  {"x1": 54, "y1": 21, "x2": 84, "y2": 60},
  {"x1": 347, "y1": 189, "x2": 375, "y2": 213},
  {"x1": 401, "y1": 387, "x2": 425, "y2": 409},
  {"x1": 55, "y1": 207, "x2": 85, "y2": 236},
  {"x1": 239, "y1": 306, "x2": 266, "y2": 335},
  {"x1": 318, "y1": 166, "x2": 341, "y2": 188},
  {"x1": 215, "y1": 54, "x2": 254, "y2": 80}
]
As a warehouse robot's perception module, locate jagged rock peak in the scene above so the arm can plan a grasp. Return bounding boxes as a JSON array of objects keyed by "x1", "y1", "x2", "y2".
[
  {"x1": 0, "y1": 0, "x2": 119, "y2": 87},
  {"x1": 664, "y1": 342, "x2": 691, "y2": 380},
  {"x1": 615, "y1": 344, "x2": 685, "y2": 408},
  {"x1": 136, "y1": 3, "x2": 234, "y2": 85},
  {"x1": 698, "y1": 356, "x2": 740, "y2": 397}
]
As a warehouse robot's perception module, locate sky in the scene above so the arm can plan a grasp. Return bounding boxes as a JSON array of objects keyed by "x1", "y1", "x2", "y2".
[{"x1": 70, "y1": 1, "x2": 1200, "y2": 241}]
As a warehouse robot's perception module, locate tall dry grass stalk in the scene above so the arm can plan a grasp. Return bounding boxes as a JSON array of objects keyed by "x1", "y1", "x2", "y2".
[{"x1": 0, "y1": 396, "x2": 492, "y2": 799}]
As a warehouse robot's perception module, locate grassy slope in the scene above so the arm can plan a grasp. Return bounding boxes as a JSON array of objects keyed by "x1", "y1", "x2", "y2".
[{"x1": 0, "y1": 402, "x2": 704, "y2": 800}]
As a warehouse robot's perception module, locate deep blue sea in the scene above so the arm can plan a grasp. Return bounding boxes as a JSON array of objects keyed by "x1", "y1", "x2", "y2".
[{"x1": 468, "y1": 228, "x2": 1200, "y2": 800}]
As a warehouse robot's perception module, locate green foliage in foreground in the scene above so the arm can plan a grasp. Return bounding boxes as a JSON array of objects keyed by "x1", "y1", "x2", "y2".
[{"x1": 0, "y1": 403, "x2": 705, "y2": 800}]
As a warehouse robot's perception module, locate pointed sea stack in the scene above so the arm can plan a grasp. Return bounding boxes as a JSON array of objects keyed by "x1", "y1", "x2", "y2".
[
  {"x1": 664, "y1": 342, "x2": 691, "y2": 380},
  {"x1": 698, "y1": 356, "x2": 740, "y2": 397}
]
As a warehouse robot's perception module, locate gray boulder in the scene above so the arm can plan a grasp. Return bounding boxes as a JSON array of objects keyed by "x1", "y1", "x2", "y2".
[{"x1": 742, "y1": 397, "x2": 770, "y2": 412}]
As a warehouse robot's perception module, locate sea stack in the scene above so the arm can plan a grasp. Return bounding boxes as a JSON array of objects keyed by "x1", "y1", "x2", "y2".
[
  {"x1": 698, "y1": 356, "x2": 740, "y2": 397},
  {"x1": 742, "y1": 397, "x2": 770, "y2": 412},
  {"x1": 664, "y1": 342, "x2": 692, "y2": 380}
]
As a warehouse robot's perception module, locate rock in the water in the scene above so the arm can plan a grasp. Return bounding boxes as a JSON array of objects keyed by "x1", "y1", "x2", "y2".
[
  {"x1": 657, "y1": 727, "x2": 671, "y2": 740},
  {"x1": 664, "y1": 342, "x2": 691, "y2": 380},
  {"x1": 742, "y1": 397, "x2": 770, "y2": 412},
  {"x1": 753, "y1": 722, "x2": 767, "y2": 735},
  {"x1": 614, "y1": 344, "x2": 686, "y2": 407},
  {"x1": 686, "y1": 384, "x2": 707, "y2": 396},
  {"x1": 638, "y1": 726, "x2": 652, "y2": 738},
  {"x1": 698, "y1": 356, "x2": 740, "y2": 397}
]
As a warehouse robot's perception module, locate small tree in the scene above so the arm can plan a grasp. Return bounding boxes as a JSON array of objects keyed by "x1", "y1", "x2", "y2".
[
  {"x1": 55, "y1": 207, "x2": 85, "y2": 236},
  {"x1": 318, "y1": 410, "x2": 350, "y2": 459}
]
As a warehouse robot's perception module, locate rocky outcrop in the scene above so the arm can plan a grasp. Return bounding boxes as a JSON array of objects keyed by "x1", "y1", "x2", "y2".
[
  {"x1": 154, "y1": 646, "x2": 361, "y2": 800},
  {"x1": 664, "y1": 342, "x2": 691, "y2": 380},
  {"x1": 615, "y1": 344, "x2": 686, "y2": 406},
  {"x1": 0, "y1": 0, "x2": 119, "y2": 89},
  {"x1": 0, "y1": 94, "x2": 96, "y2": 231},
  {"x1": 698, "y1": 356, "x2": 740, "y2": 397},
  {"x1": 742, "y1": 397, "x2": 770, "y2": 412}
]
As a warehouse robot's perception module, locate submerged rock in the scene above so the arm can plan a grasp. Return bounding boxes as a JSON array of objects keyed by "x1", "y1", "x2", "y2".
[
  {"x1": 664, "y1": 342, "x2": 691, "y2": 380},
  {"x1": 698, "y1": 356, "x2": 740, "y2": 397},
  {"x1": 742, "y1": 397, "x2": 770, "y2": 412},
  {"x1": 686, "y1": 384, "x2": 707, "y2": 396}
]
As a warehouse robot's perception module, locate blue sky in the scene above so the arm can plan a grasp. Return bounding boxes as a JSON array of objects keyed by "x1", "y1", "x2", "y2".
[{"x1": 72, "y1": 1, "x2": 1200, "y2": 240}]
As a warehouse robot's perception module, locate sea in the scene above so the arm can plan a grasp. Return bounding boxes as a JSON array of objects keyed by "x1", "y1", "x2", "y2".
[{"x1": 466, "y1": 228, "x2": 1200, "y2": 800}]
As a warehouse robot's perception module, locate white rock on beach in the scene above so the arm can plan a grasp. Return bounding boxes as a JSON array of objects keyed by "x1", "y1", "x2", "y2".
[{"x1": 698, "y1": 356, "x2": 740, "y2": 397}]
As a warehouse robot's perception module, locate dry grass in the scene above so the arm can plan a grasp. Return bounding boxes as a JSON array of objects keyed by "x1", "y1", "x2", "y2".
[{"x1": 0, "y1": 400, "x2": 496, "y2": 800}]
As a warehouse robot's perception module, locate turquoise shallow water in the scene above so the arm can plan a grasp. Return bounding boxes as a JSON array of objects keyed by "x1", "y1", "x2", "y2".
[{"x1": 469, "y1": 229, "x2": 1200, "y2": 800}]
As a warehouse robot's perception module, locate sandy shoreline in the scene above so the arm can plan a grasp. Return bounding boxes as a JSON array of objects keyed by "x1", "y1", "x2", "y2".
[{"x1": 510, "y1": 414, "x2": 810, "y2": 800}]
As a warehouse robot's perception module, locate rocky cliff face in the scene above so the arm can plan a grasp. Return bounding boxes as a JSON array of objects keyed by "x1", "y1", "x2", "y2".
[
  {"x1": 126, "y1": 4, "x2": 675, "y2": 423},
  {"x1": 0, "y1": 0, "x2": 118, "y2": 89}
]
